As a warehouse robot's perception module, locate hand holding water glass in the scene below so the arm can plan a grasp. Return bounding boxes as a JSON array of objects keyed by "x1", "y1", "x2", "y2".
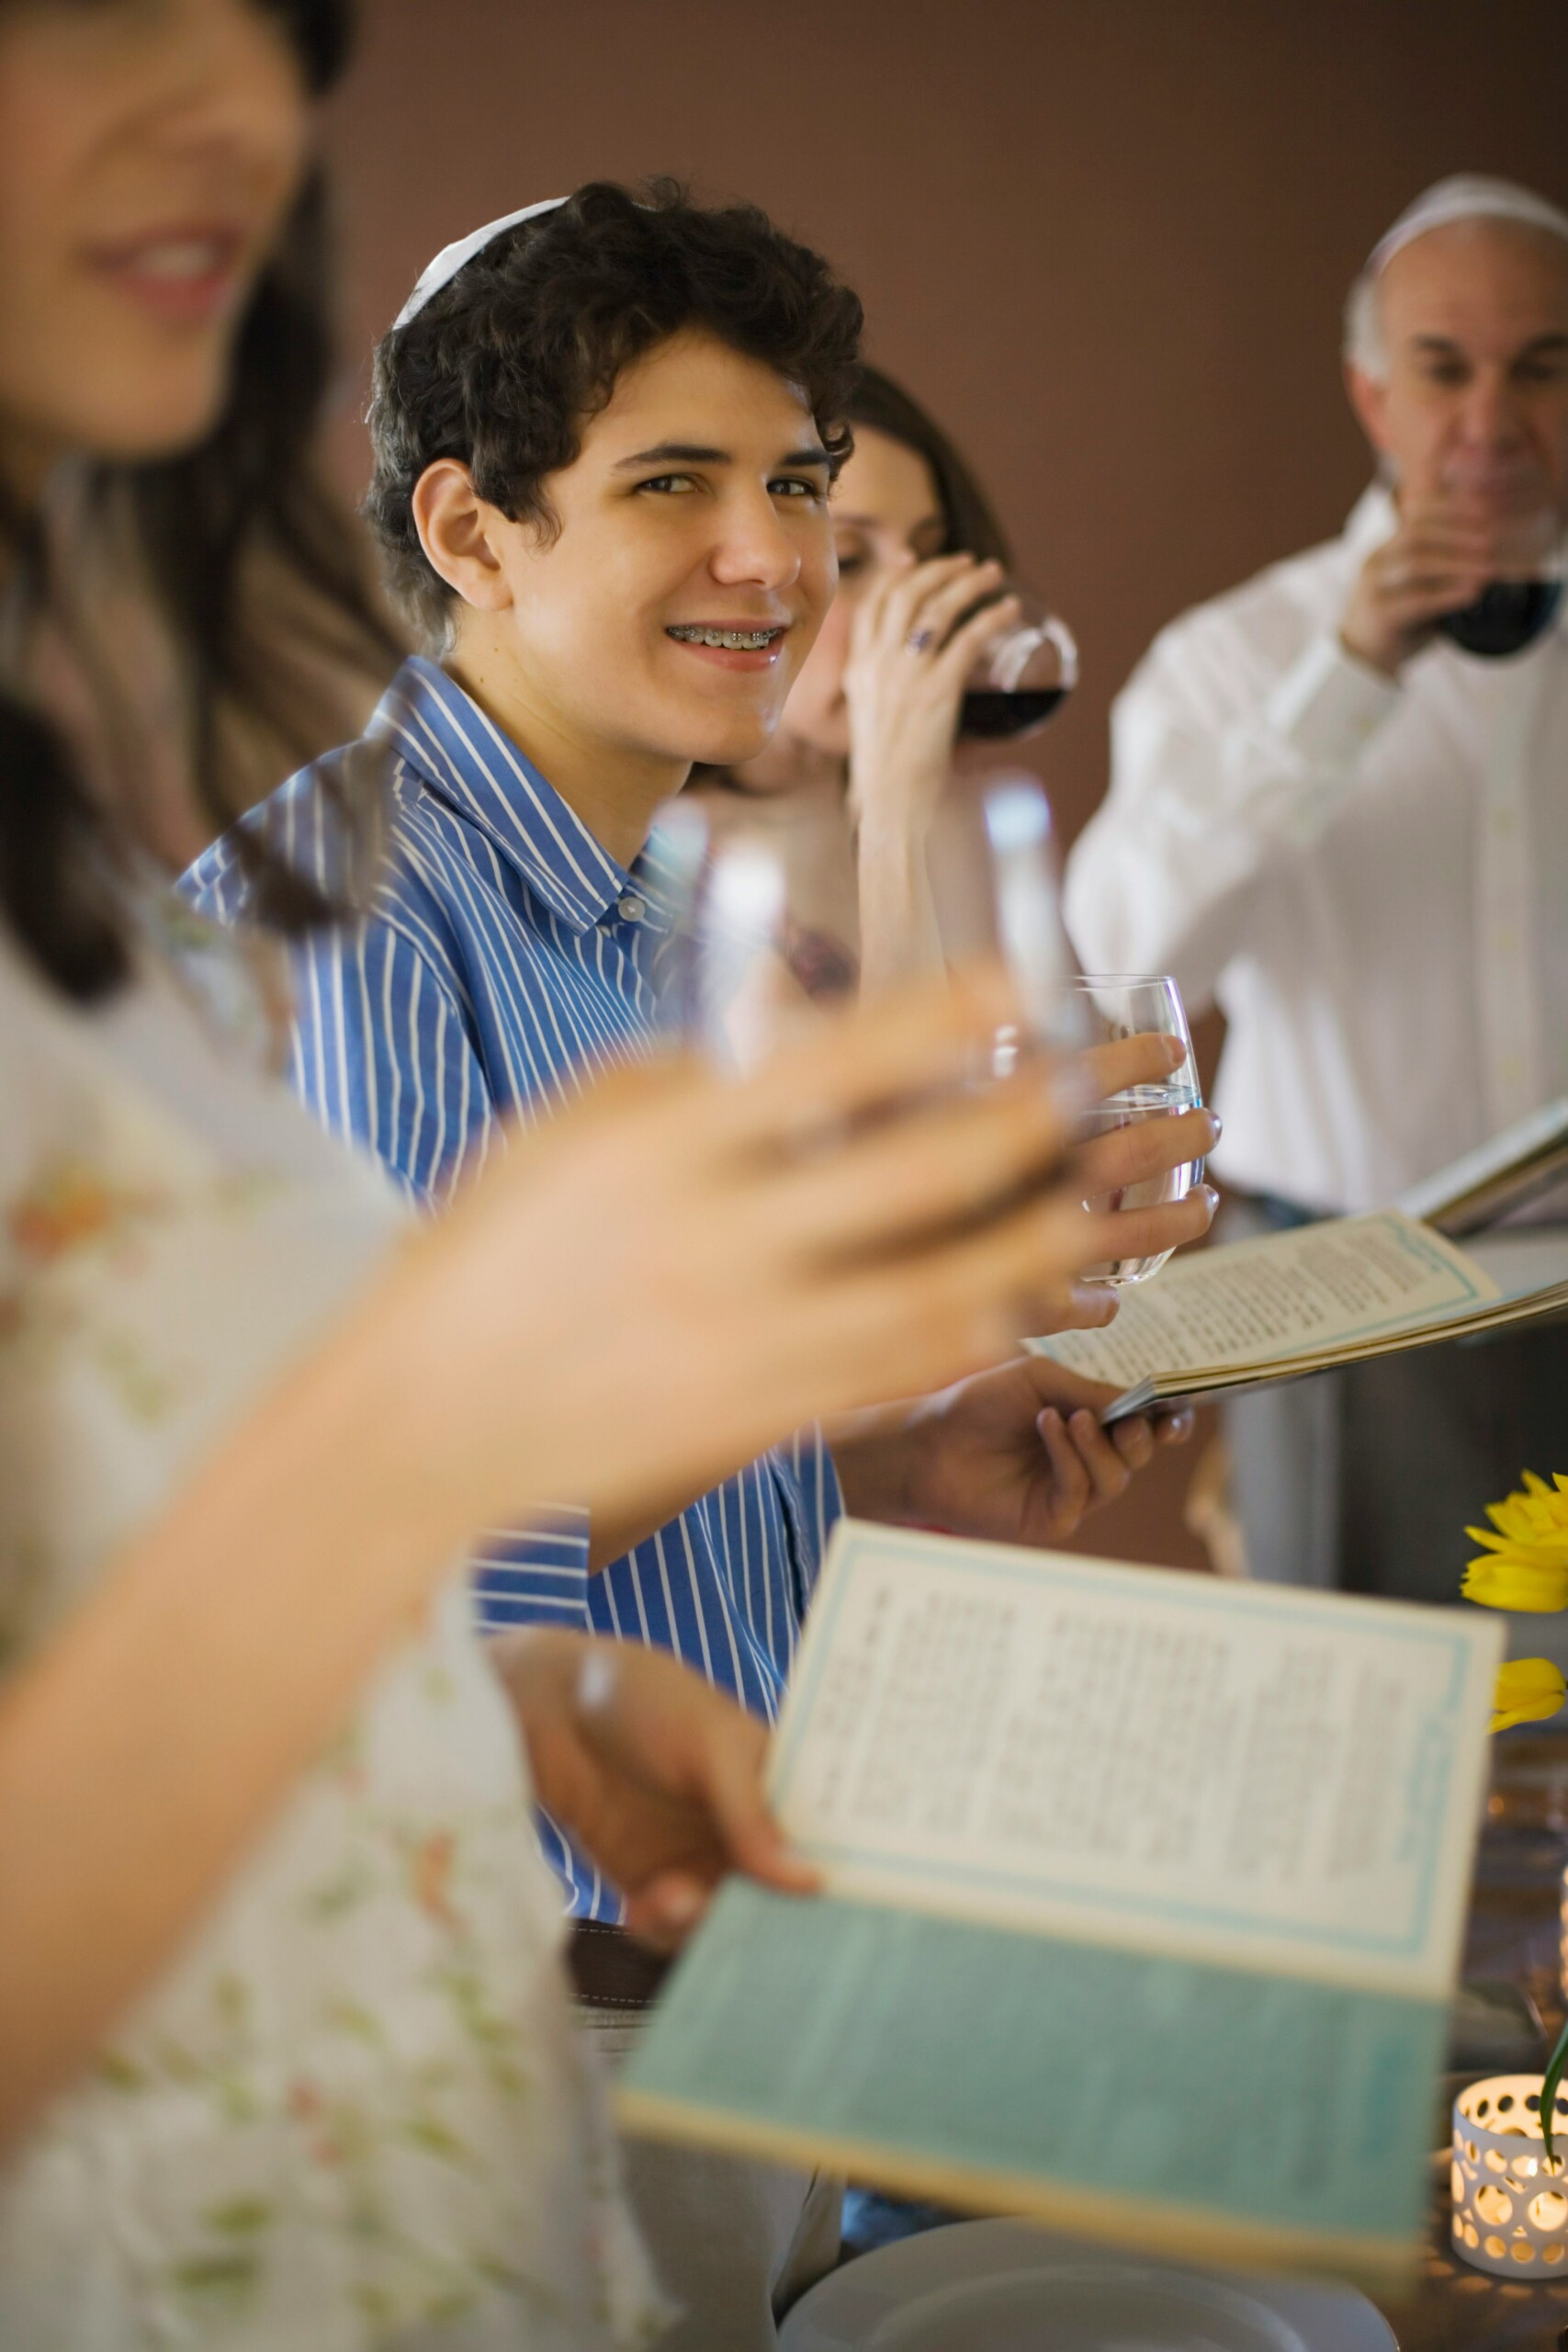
[
  {"x1": 663, "y1": 787, "x2": 1215, "y2": 1312},
  {"x1": 1071, "y1": 975, "x2": 1209, "y2": 1284}
]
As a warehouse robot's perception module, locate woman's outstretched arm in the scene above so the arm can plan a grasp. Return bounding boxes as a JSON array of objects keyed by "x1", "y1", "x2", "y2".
[{"x1": 0, "y1": 970, "x2": 1110, "y2": 2149}]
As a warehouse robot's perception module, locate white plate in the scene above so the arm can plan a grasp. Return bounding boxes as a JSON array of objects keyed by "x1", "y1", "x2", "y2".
[{"x1": 779, "y1": 2220, "x2": 1398, "y2": 2352}]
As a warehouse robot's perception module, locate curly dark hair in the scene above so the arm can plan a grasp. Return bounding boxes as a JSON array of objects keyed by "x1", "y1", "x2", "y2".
[{"x1": 366, "y1": 178, "x2": 864, "y2": 641}]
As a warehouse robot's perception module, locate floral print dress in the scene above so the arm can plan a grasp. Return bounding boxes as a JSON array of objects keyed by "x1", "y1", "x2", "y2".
[{"x1": 0, "y1": 911, "x2": 669, "y2": 2352}]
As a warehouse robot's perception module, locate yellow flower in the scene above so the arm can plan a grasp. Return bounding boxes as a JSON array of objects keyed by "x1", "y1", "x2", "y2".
[
  {"x1": 1491, "y1": 1658, "x2": 1568, "y2": 1735},
  {"x1": 1470, "y1": 1472, "x2": 1568, "y2": 1560},
  {"x1": 1464, "y1": 1555, "x2": 1568, "y2": 1611},
  {"x1": 1464, "y1": 1473, "x2": 1568, "y2": 1612}
]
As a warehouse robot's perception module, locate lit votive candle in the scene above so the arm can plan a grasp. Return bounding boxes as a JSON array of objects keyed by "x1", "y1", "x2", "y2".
[{"x1": 1452, "y1": 2075, "x2": 1568, "y2": 2276}]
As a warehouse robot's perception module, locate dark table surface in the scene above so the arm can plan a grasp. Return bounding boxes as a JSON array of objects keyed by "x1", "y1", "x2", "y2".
[
  {"x1": 840, "y1": 1735, "x2": 1568, "y2": 2348},
  {"x1": 1375, "y1": 1734, "x2": 1568, "y2": 2352}
]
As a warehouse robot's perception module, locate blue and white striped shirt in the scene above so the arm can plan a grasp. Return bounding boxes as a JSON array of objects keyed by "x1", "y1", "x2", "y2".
[{"x1": 183, "y1": 655, "x2": 841, "y2": 1918}]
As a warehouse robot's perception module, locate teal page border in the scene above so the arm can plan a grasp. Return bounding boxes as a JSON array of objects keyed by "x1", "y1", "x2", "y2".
[{"x1": 625, "y1": 1883, "x2": 1445, "y2": 2248}]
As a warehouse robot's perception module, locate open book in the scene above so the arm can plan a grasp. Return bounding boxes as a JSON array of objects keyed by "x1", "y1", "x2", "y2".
[
  {"x1": 1397, "y1": 1096, "x2": 1568, "y2": 1237},
  {"x1": 1027, "y1": 1207, "x2": 1568, "y2": 1425},
  {"x1": 617, "y1": 1520, "x2": 1500, "y2": 2284}
]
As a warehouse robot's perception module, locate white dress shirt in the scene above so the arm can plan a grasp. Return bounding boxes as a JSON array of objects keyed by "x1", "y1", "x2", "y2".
[{"x1": 1066, "y1": 485, "x2": 1568, "y2": 1213}]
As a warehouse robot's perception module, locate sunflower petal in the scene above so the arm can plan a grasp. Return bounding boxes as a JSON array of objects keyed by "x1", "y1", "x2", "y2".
[
  {"x1": 1491, "y1": 1659, "x2": 1568, "y2": 1734},
  {"x1": 1465, "y1": 1559, "x2": 1568, "y2": 1612}
]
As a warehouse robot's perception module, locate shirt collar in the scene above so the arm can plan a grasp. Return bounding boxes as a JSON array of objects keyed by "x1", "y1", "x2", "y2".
[{"x1": 369, "y1": 656, "x2": 680, "y2": 934}]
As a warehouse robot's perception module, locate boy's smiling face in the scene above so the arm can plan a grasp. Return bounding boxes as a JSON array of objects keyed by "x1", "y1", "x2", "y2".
[{"x1": 415, "y1": 329, "x2": 839, "y2": 797}]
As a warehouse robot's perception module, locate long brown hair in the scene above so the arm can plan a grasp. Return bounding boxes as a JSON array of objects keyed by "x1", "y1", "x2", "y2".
[
  {"x1": 0, "y1": 0, "x2": 401, "y2": 1001},
  {"x1": 846, "y1": 365, "x2": 1012, "y2": 569}
]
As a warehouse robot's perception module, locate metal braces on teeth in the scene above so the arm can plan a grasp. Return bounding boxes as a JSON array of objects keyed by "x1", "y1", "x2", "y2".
[{"x1": 668, "y1": 626, "x2": 779, "y2": 650}]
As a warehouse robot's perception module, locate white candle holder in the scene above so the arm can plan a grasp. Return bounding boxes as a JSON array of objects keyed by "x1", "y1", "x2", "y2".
[{"x1": 1452, "y1": 2075, "x2": 1568, "y2": 2276}]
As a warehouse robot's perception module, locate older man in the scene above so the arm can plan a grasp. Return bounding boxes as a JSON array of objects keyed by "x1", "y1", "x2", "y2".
[{"x1": 1066, "y1": 176, "x2": 1568, "y2": 1599}]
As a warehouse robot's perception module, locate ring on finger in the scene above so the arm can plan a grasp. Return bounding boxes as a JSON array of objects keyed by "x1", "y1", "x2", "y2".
[{"x1": 905, "y1": 627, "x2": 936, "y2": 654}]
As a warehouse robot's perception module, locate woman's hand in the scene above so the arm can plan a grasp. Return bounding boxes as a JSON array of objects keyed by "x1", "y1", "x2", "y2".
[
  {"x1": 844, "y1": 552, "x2": 1017, "y2": 840},
  {"x1": 405, "y1": 964, "x2": 1145, "y2": 1541},
  {"x1": 492, "y1": 1631, "x2": 816, "y2": 1950},
  {"x1": 843, "y1": 553, "x2": 1019, "y2": 991}
]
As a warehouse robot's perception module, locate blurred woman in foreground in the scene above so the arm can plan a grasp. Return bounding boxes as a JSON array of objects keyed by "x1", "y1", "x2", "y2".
[{"x1": 0, "y1": 5, "x2": 1134, "y2": 2345}]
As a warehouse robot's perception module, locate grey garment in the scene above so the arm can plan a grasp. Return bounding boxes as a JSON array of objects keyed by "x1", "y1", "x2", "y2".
[
  {"x1": 579, "y1": 2007, "x2": 843, "y2": 2352},
  {"x1": 1221, "y1": 1195, "x2": 1568, "y2": 1605}
]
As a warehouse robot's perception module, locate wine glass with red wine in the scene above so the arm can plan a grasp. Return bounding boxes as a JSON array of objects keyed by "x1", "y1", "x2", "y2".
[
  {"x1": 959, "y1": 594, "x2": 1078, "y2": 741},
  {"x1": 1437, "y1": 510, "x2": 1564, "y2": 659}
]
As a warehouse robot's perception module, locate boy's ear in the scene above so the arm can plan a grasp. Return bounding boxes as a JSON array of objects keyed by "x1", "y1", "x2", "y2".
[{"x1": 412, "y1": 460, "x2": 516, "y2": 612}]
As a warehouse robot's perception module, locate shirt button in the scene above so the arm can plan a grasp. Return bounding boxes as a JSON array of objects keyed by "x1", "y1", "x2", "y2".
[{"x1": 616, "y1": 891, "x2": 645, "y2": 923}]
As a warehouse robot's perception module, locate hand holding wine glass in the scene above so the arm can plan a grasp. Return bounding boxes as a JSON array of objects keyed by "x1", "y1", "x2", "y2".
[
  {"x1": 843, "y1": 554, "x2": 1077, "y2": 828},
  {"x1": 1340, "y1": 486, "x2": 1564, "y2": 675},
  {"x1": 958, "y1": 592, "x2": 1077, "y2": 741},
  {"x1": 835, "y1": 555, "x2": 1077, "y2": 992},
  {"x1": 1437, "y1": 507, "x2": 1563, "y2": 657},
  {"x1": 839, "y1": 552, "x2": 1004, "y2": 989},
  {"x1": 842, "y1": 551, "x2": 1020, "y2": 842}
]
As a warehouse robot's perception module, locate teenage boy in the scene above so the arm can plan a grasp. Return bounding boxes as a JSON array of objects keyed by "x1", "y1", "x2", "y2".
[{"x1": 186, "y1": 182, "x2": 1214, "y2": 2344}]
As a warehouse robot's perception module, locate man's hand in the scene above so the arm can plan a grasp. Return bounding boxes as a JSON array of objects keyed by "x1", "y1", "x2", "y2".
[
  {"x1": 491, "y1": 1632, "x2": 817, "y2": 1950},
  {"x1": 833, "y1": 1358, "x2": 1195, "y2": 1551},
  {"x1": 1339, "y1": 491, "x2": 1534, "y2": 677}
]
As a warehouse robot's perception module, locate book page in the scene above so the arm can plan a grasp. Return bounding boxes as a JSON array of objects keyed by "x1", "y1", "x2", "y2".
[
  {"x1": 1028, "y1": 1209, "x2": 1497, "y2": 1392},
  {"x1": 771, "y1": 1521, "x2": 1499, "y2": 1996},
  {"x1": 619, "y1": 1882, "x2": 1441, "y2": 2283},
  {"x1": 1397, "y1": 1094, "x2": 1568, "y2": 1229}
]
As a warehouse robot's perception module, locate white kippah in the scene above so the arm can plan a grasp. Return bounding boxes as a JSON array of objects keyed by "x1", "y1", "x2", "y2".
[
  {"x1": 392, "y1": 197, "x2": 568, "y2": 330},
  {"x1": 1368, "y1": 175, "x2": 1568, "y2": 277}
]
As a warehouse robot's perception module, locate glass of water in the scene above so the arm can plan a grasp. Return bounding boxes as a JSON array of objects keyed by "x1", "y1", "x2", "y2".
[
  {"x1": 1072, "y1": 974, "x2": 1204, "y2": 1285},
  {"x1": 664, "y1": 772, "x2": 1085, "y2": 1073},
  {"x1": 654, "y1": 794, "x2": 859, "y2": 1077}
]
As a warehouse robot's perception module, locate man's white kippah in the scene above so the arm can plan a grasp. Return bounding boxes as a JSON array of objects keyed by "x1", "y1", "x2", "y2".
[
  {"x1": 1368, "y1": 175, "x2": 1568, "y2": 277},
  {"x1": 392, "y1": 197, "x2": 568, "y2": 330}
]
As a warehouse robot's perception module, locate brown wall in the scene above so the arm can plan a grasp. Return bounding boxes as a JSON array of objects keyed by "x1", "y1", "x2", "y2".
[{"x1": 321, "y1": 0, "x2": 1568, "y2": 1568}]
